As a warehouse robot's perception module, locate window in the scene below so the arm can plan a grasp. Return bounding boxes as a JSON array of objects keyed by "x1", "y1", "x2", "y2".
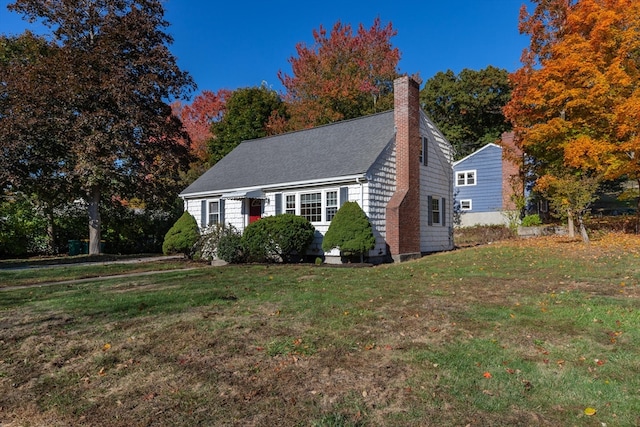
[
  {"x1": 326, "y1": 191, "x2": 338, "y2": 221},
  {"x1": 300, "y1": 192, "x2": 322, "y2": 222},
  {"x1": 419, "y1": 136, "x2": 428, "y2": 166},
  {"x1": 431, "y1": 197, "x2": 440, "y2": 225},
  {"x1": 208, "y1": 201, "x2": 220, "y2": 225},
  {"x1": 456, "y1": 170, "x2": 476, "y2": 186},
  {"x1": 460, "y1": 199, "x2": 472, "y2": 211},
  {"x1": 285, "y1": 194, "x2": 296, "y2": 214}
]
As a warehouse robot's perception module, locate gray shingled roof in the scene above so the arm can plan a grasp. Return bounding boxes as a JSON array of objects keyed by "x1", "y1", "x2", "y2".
[{"x1": 180, "y1": 110, "x2": 396, "y2": 197}]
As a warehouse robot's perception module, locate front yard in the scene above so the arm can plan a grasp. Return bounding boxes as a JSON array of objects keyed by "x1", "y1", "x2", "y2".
[{"x1": 1, "y1": 233, "x2": 639, "y2": 426}]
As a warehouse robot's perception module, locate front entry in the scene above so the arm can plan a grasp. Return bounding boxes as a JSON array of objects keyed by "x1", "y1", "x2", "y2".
[{"x1": 249, "y1": 199, "x2": 262, "y2": 223}]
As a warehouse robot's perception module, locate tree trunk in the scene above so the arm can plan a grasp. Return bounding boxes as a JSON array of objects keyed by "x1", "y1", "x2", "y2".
[
  {"x1": 567, "y1": 209, "x2": 575, "y2": 238},
  {"x1": 88, "y1": 186, "x2": 101, "y2": 255},
  {"x1": 43, "y1": 202, "x2": 56, "y2": 255},
  {"x1": 578, "y1": 213, "x2": 590, "y2": 244}
]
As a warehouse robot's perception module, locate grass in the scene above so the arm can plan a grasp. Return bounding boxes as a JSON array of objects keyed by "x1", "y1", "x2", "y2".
[{"x1": 0, "y1": 233, "x2": 639, "y2": 426}]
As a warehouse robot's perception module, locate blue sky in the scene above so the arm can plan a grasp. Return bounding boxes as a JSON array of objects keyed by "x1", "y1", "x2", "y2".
[{"x1": 1, "y1": 0, "x2": 532, "y2": 97}]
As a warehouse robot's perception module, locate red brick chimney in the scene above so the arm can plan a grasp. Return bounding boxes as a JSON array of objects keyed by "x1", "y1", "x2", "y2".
[{"x1": 386, "y1": 76, "x2": 421, "y2": 262}]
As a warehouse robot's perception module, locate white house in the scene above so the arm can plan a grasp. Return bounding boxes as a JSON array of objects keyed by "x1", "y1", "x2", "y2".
[{"x1": 179, "y1": 76, "x2": 454, "y2": 263}]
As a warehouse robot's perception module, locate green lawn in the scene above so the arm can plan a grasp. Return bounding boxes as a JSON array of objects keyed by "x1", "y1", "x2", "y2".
[{"x1": 1, "y1": 233, "x2": 638, "y2": 426}]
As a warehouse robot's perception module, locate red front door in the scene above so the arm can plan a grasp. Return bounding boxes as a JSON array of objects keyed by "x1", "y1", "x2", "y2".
[{"x1": 249, "y1": 199, "x2": 262, "y2": 223}]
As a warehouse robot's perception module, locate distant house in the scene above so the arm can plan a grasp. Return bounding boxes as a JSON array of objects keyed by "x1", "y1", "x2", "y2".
[
  {"x1": 179, "y1": 76, "x2": 455, "y2": 263},
  {"x1": 452, "y1": 132, "x2": 522, "y2": 227}
]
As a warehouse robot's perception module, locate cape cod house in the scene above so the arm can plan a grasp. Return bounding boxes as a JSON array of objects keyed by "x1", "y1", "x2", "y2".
[
  {"x1": 452, "y1": 132, "x2": 522, "y2": 227},
  {"x1": 179, "y1": 76, "x2": 454, "y2": 263}
]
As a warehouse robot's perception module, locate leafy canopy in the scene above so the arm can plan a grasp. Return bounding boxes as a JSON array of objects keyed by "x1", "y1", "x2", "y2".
[
  {"x1": 420, "y1": 66, "x2": 512, "y2": 160},
  {"x1": 504, "y1": 0, "x2": 640, "y2": 232},
  {"x1": 208, "y1": 85, "x2": 286, "y2": 166},
  {"x1": 279, "y1": 18, "x2": 400, "y2": 129},
  {"x1": 6, "y1": 0, "x2": 195, "y2": 254}
]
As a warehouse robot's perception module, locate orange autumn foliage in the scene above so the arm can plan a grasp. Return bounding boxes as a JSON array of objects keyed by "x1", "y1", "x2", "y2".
[{"x1": 505, "y1": 0, "x2": 640, "y2": 192}]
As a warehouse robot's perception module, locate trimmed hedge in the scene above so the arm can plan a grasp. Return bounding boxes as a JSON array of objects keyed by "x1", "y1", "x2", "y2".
[{"x1": 242, "y1": 214, "x2": 315, "y2": 263}]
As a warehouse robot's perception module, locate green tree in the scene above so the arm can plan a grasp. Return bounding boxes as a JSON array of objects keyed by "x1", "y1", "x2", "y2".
[
  {"x1": 162, "y1": 211, "x2": 199, "y2": 258},
  {"x1": 322, "y1": 201, "x2": 375, "y2": 262},
  {"x1": 209, "y1": 84, "x2": 286, "y2": 165},
  {"x1": 0, "y1": 32, "x2": 75, "y2": 253},
  {"x1": 420, "y1": 66, "x2": 512, "y2": 159},
  {"x1": 537, "y1": 171, "x2": 599, "y2": 243},
  {"x1": 6, "y1": 0, "x2": 195, "y2": 255}
]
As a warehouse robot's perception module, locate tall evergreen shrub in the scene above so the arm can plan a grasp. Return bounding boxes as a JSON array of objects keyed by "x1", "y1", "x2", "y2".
[
  {"x1": 162, "y1": 212, "x2": 199, "y2": 258},
  {"x1": 322, "y1": 201, "x2": 375, "y2": 262}
]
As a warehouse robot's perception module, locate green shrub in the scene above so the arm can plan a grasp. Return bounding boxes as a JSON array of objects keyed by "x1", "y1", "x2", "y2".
[
  {"x1": 217, "y1": 226, "x2": 246, "y2": 263},
  {"x1": 521, "y1": 214, "x2": 542, "y2": 227},
  {"x1": 322, "y1": 201, "x2": 375, "y2": 262},
  {"x1": 162, "y1": 212, "x2": 200, "y2": 258},
  {"x1": 194, "y1": 223, "x2": 241, "y2": 261},
  {"x1": 242, "y1": 214, "x2": 315, "y2": 263}
]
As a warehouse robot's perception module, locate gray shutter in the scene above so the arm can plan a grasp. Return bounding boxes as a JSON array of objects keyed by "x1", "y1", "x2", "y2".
[
  {"x1": 340, "y1": 187, "x2": 349, "y2": 206},
  {"x1": 441, "y1": 197, "x2": 446, "y2": 226},
  {"x1": 200, "y1": 200, "x2": 207, "y2": 228},
  {"x1": 275, "y1": 193, "x2": 282, "y2": 214},
  {"x1": 427, "y1": 196, "x2": 433, "y2": 226},
  {"x1": 219, "y1": 199, "x2": 225, "y2": 225}
]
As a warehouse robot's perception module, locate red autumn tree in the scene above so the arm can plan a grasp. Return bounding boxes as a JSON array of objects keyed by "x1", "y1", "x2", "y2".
[
  {"x1": 278, "y1": 18, "x2": 401, "y2": 129},
  {"x1": 172, "y1": 89, "x2": 230, "y2": 162},
  {"x1": 504, "y1": 0, "x2": 640, "y2": 235}
]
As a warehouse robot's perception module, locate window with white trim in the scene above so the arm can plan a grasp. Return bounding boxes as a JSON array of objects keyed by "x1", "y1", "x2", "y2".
[
  {"x1": 208, "y1": 201, "x2": 220, "y2": 225},
  {"x1": 285, "y1": 194, "x2": 296, "y2": 214},
  {"x1": 460, "y1": 199, "x2": 472, "y2": 211},
  {"x1": 280, "y1": 188, "x2": 348, "y2": 224},
  {"x1": 456, "y1": 170, "x2": 476, "y2": 186},
  {"x1": 300, "y1": 192, "x2": 322, "y2": 222},
  {"x1": 431, "y1": 198, "x2": 441, "y2": 225},
  {"x1": 326, "y1": 191, "x2": 338, "y2": 221}
]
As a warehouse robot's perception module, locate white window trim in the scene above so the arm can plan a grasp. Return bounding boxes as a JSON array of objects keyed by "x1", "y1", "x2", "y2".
[
  {"x1": 282, "y1": 188, "x2": 344, "y2": 225},
  {"x1": 460, "y1": 199, "x2": 472, "y2": 211},
  {"x1": 208, "y1": 200, "x2": 220, "y2": 226},
  {"x1": 456, "y1": 169, "x2": 477, "y2": 187}
]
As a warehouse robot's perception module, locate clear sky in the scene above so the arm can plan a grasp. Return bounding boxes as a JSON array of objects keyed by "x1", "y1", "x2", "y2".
[{"x1": 0, "y1": 0, "x2": 532, "y2": 97}]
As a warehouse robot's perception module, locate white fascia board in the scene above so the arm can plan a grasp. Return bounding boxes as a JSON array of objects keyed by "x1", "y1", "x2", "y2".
[{"x1": 179, "y1": 174, "x2": 367, "y2": 200}]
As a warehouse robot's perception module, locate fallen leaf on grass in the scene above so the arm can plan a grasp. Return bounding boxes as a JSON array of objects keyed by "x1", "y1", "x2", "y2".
[
  {"x1": 483, "y1": 372, "x2": 492, "y2": 378},
  {"x1": 102, "y1": 343, "x2": 111, "y2": 351},
  {"x1": 584, "y1": 407, "x2": 596, "y2": 416}
]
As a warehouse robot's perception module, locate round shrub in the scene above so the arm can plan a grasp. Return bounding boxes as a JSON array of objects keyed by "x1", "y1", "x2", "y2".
[
  {"x1": 162, "y1": 211, "x2": 200, "y2": 258},
  {"x1": 322, "y1": 201, "x2": 375, "y2": 262},
  {"x1": 242, "y1": 214, "x2": 315, "y2": 263}
]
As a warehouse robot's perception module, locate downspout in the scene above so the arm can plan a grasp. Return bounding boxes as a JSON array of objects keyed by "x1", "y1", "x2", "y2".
[{"x1": 355, "y1": 176, "x2": 365, "y2": 207}]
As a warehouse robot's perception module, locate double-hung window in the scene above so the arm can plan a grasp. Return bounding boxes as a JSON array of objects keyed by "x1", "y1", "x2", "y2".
[
  {"x1": 285, "y1": 194, "x2": 296, "y2": 215},
  {"x1": 208, "y1": 201, "x2": 220, "y2": 225},
  {"x1": 456, "y1": 170, "x2": 476, "y2": 186},
  {"x1": 325, "y1": 191, "x2": 338, "y2": 221},
  {"x1": 431, "y1": 197, "x2": 441, "y2": 225}
]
